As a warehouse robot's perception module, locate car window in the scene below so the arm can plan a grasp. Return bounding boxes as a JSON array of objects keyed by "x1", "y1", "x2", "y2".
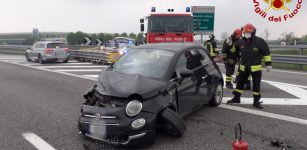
[
  {"x1": 196, "y1": 48, "x2": 210, "y2": 65},
  {"x1": 174, "y1": 54, "x2": 187, "y2": 77},
  {"x1": 47, "y1": 43, "x2": 66, "y2": 48},
  {"x1": 174, "y1": 49, "x2": 203, "y2": 77},
  {"x1": 33, "y1": 43, "x2": 40, "y2": 49},
  {"x1": 39, "y1": 43, "x2": 45, "y2": 48}
]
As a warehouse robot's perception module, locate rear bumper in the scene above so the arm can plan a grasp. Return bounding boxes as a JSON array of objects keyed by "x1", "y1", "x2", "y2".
[
  {"x1": 42, "y1": 53, "x2": 69, "y2": 61},
  {"x1": 78, "y1": 105, "x2": 156, "y2": 145}
]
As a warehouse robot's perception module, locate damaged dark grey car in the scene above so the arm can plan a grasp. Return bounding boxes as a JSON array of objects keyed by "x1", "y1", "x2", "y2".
[{"x1": 78, "y1": 43, "x2": 224, "y2": 146}]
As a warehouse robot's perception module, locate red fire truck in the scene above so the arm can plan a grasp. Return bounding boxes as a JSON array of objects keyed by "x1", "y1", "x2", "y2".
[{"x1": 140, "y1": 8, "x2": 194, "y2": 43}]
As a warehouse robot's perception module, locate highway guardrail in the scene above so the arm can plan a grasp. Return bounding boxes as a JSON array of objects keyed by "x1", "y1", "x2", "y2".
[{"x1": 1, "y1": 45, "x2": 307, "y2": 70}]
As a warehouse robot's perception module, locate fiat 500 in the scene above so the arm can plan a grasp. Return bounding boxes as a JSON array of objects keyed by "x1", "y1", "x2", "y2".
[{"x1": 78, "y1": 43, "x2": 223, "y2": 146}]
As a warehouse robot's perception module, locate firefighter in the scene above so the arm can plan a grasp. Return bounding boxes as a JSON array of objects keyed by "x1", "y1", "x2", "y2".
[
  {"x1": 227, "y1": 23, "x2": 272, "y2": 109},
  {"x1": 222, "y1": 29, "x2": 242, "y2": 89},
  {"x1": 204, "y1": 34, "x2": 218, "y2": 58}
]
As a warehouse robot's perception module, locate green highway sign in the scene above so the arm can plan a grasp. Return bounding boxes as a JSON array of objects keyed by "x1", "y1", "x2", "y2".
[{"x1": 192, "y1": 6, "x2": 215, "y2": 35}]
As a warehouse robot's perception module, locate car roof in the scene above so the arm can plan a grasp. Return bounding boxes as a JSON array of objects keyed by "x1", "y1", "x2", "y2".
[
  {"x1": 135, "y1": 43, "x2": 204, "y2": 53},
  {"x1": 35, "y1": 41, "x2": 64, "y2": 44}
]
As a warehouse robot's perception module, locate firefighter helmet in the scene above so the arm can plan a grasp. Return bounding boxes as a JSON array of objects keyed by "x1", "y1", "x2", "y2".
[
  {"x1": 233, "y1": 29, "x2": 242, "y2": 39},
  {"x1": 242, "y1": 23, "x2": 256, "y2": 33}
]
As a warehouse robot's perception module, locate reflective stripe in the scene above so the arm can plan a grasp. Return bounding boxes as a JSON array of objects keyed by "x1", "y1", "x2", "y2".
[
  {"x1": 251, "y1": 65, "x2": 262, "y2": 72},
  {"x1": 253, "y1": 92, "x2": 261, "y2": 95},
  {"x1": 210, "y1": 45, "x2": 215, "y2": 56},
  {"x1": 230, "y1": 44, "x2": 236, "y2": 53},
  {"x1": 263, "y1": 55, "x2": 272, "y2": 62},
  {"x1": 240, "y1": 65, "x2": 245, "y2": 71},
  {"x1": 210, "y1": 53, "x2": 217, "y2": 57},
  {"x1": 248, "y1": 76, "x2": 252, "y2": 80},
  {"x1": 226, "y1": 76, "x2": 232, "y2": 82},
  {"x1": 234, "y1": 89, "x2": 243, "y2": 94}
]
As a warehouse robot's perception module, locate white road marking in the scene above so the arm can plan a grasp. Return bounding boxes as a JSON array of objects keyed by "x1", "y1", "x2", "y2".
[
  {"x1": 219, "y1": 104, "x2": 307, "y2": 126},
  {"x1": 40, "y1": 65, "x2": 107, "y2": 69},
  {"x1": 222, "y1": 97, "x2": 307, "y2": 105},
  {"x1": 222, "y1": 74, "x2": 307, "y2": 105},
  {"x1": 55, "y1": 69, "x2": 102, "y2": 72},
  {"x1": 265, "y1": 81, "x2": 307, "y2": 99},
  {"x1": 0, "y1": 60, "x2": 96, "y2": 81},
  {"x1": 84, "y1": 75, "x2": 99, "y2": 78},
  {"x1": 22, "y1": 133, "x2": 56, "y2": 150},
  {"x1": 262, "y1": 80, "x2": 307, "y2": 89}
]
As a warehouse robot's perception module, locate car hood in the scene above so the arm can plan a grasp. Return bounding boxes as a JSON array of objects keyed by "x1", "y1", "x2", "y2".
[{"x1": 95, "y1": 68, "x2": 168, "y2": 98}]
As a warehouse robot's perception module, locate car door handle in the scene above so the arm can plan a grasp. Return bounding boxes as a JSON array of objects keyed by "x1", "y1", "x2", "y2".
[{"x1": 202, "y1": 75, "x2": 208, "y2": 79}]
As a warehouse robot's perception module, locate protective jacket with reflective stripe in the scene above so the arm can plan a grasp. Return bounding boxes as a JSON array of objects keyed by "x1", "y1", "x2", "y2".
[
  {"x1": 235, "y1": 36, "x2": 271, "y2": 72},
  {"x1": 222, "y1": 36, "x2": 240, "y2": 65},
  {"x1": 204, "y1": 39, "x2": 217, "y2": 57}
]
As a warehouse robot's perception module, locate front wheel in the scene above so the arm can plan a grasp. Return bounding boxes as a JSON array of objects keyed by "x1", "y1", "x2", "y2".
[
  {"x1": 63, "y1": 59, "x2": 69, "y2": 63},
  {"x1": 38, "y1": 55, "x2": 44, "y2": 64},
  {"x1": 25, "y1": 53, "x2": 31, "y2": 62},
  {"x1": 160, "y1": 107, "x2": 186, "y2": 137},
  {"x1": 209, "y1": 83, "x2": 223, "y2": 106}
]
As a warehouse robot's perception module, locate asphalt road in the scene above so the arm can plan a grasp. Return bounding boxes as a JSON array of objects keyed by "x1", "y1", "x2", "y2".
[{"x1": 0, "y1": 55, "x2": 307, "y2": 150}]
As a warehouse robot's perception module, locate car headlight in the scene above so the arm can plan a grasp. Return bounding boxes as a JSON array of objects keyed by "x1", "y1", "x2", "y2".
[
  {"x1": 126, "y1": 100, "x2": 142, "y2": 117},
  {"x1": 119, "y1": 50, "x2": 124, "y2": 55},
  {"x1": 131, "y1": 118, "x2": 146, "y2": 129}
]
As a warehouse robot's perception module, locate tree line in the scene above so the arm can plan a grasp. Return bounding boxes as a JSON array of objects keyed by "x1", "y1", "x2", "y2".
[{"x1": 66, "y1": 31, "x2": 145, "y2": 45}]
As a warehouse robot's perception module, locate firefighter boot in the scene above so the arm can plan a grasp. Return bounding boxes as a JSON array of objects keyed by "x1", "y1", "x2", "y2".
[
  {"x1": 253, "y1": 95, "x2": 263, "y2": 109},
  {"x1": 227, "y1": 92, "x2": 241, "y2": 104},
  {"x1": 243, "y1": 80, "x2": 251, "y2": 90},
  {"x1": 226, "y1": 82, "x2": 234, "y2": 89}
]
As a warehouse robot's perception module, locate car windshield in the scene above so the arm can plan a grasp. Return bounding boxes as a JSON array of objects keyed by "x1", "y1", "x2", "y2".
[
  {"x1": 148, "y1": 16, "x2": 193, "y2": 33},
  {"x1": 113, "y1": 49, "x2": 175, "y2": 79},
  {"x1": 47, "y1": 43, "x2": 66, "y2": 48}
]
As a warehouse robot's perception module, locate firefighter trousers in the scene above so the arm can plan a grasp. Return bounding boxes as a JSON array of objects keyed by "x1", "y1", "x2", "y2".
[
  {"x1": 225, "y1": 63, "x2": 235, "y2": 83},
  {"x1": 233, "y1": 69, "x2": 262, "y2": 98}
]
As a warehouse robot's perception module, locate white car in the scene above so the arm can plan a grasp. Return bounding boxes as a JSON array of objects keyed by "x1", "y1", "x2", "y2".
[{"x1": 26, "y1": 41, "x2": 70, "y2": 64}]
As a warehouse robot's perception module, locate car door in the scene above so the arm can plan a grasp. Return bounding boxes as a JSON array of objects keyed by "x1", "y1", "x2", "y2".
[
  {"x1": 30, "y1": 43, "x2": 39, "y2": 59},
  {"x1": 175, "y1": 49, "x2": 203, "y2": 116},
  {"x1": 28, "y1": 44, "x2": 35, "y2": 59},
  {"x1": 196, "y1": 47, "x2": 218, "y2": 100}
]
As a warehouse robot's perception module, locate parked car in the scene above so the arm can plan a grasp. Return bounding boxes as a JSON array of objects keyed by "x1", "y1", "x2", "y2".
[
  {"x1": 25, "y1": 41, "x2": 70, "y2": 64},
  {"x1": 78, "y1": 43, "x2": 224, "y2": 146}
]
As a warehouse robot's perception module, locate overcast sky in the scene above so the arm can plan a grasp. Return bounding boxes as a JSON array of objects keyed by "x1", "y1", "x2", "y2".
[{"x1": 0, "y1": 0, "x2": 306, "y2": 40}]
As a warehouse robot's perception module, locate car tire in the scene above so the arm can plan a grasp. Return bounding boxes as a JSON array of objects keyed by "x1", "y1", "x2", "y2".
[
  {"x1": 25, "y1": 53, "x2": 31, "y2": 62},
  {"x1": 38, "y1": 54, "x2": 44, "y2": 64},
  {"x1": 161, "y1": 107, "x2": 186, "y2": 137},
  {"x1": 63, "y1": 59, "x2": 69, "y2": 63},
  {"x1": 209, "y1": 82, "x2": 223, "y2": 106}
]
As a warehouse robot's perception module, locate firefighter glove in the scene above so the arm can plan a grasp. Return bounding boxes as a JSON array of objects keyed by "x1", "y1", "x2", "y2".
[{"x1": 266, "y1": 66, "x2": 272, "y2": 72}]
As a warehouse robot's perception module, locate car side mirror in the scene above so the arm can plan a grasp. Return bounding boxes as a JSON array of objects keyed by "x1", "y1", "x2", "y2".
[
  {"x1": 28, "y1": 47, "x2": 33, "y2": 50},
  {"x1": 180, "y1": 70, "x2": 193, "y2": 78}
]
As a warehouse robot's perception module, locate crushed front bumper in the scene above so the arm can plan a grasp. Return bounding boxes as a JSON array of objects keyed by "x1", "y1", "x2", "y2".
[{"x1": 78, "y1": 105, "x2": 156, "y2": 145}]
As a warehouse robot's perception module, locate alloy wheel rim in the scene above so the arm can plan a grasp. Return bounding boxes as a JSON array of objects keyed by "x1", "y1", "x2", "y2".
[{"x1": 215, "y1": 85, "x2": 223, "y2": 103}]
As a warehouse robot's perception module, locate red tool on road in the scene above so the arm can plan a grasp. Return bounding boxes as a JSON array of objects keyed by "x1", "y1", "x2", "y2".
[{"x1": 232, "y1": 123, "x2": 249, "y2": 150}]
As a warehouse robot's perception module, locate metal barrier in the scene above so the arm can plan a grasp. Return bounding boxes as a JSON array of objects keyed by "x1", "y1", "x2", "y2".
[
  {"x1": 69, "y1": 50, "x2": 121, "y2": 64},
  {"x1": 0, "y1": 45, "x2": 306, "y2": 69},
  {"x1": 272, "y1": 54, "x2": 307, "y2": 70}
]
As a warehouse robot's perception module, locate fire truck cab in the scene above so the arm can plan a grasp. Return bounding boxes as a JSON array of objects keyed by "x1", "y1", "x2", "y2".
[{"x1": 141, "y1": 8, "x2": 194, "y2": 43}]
